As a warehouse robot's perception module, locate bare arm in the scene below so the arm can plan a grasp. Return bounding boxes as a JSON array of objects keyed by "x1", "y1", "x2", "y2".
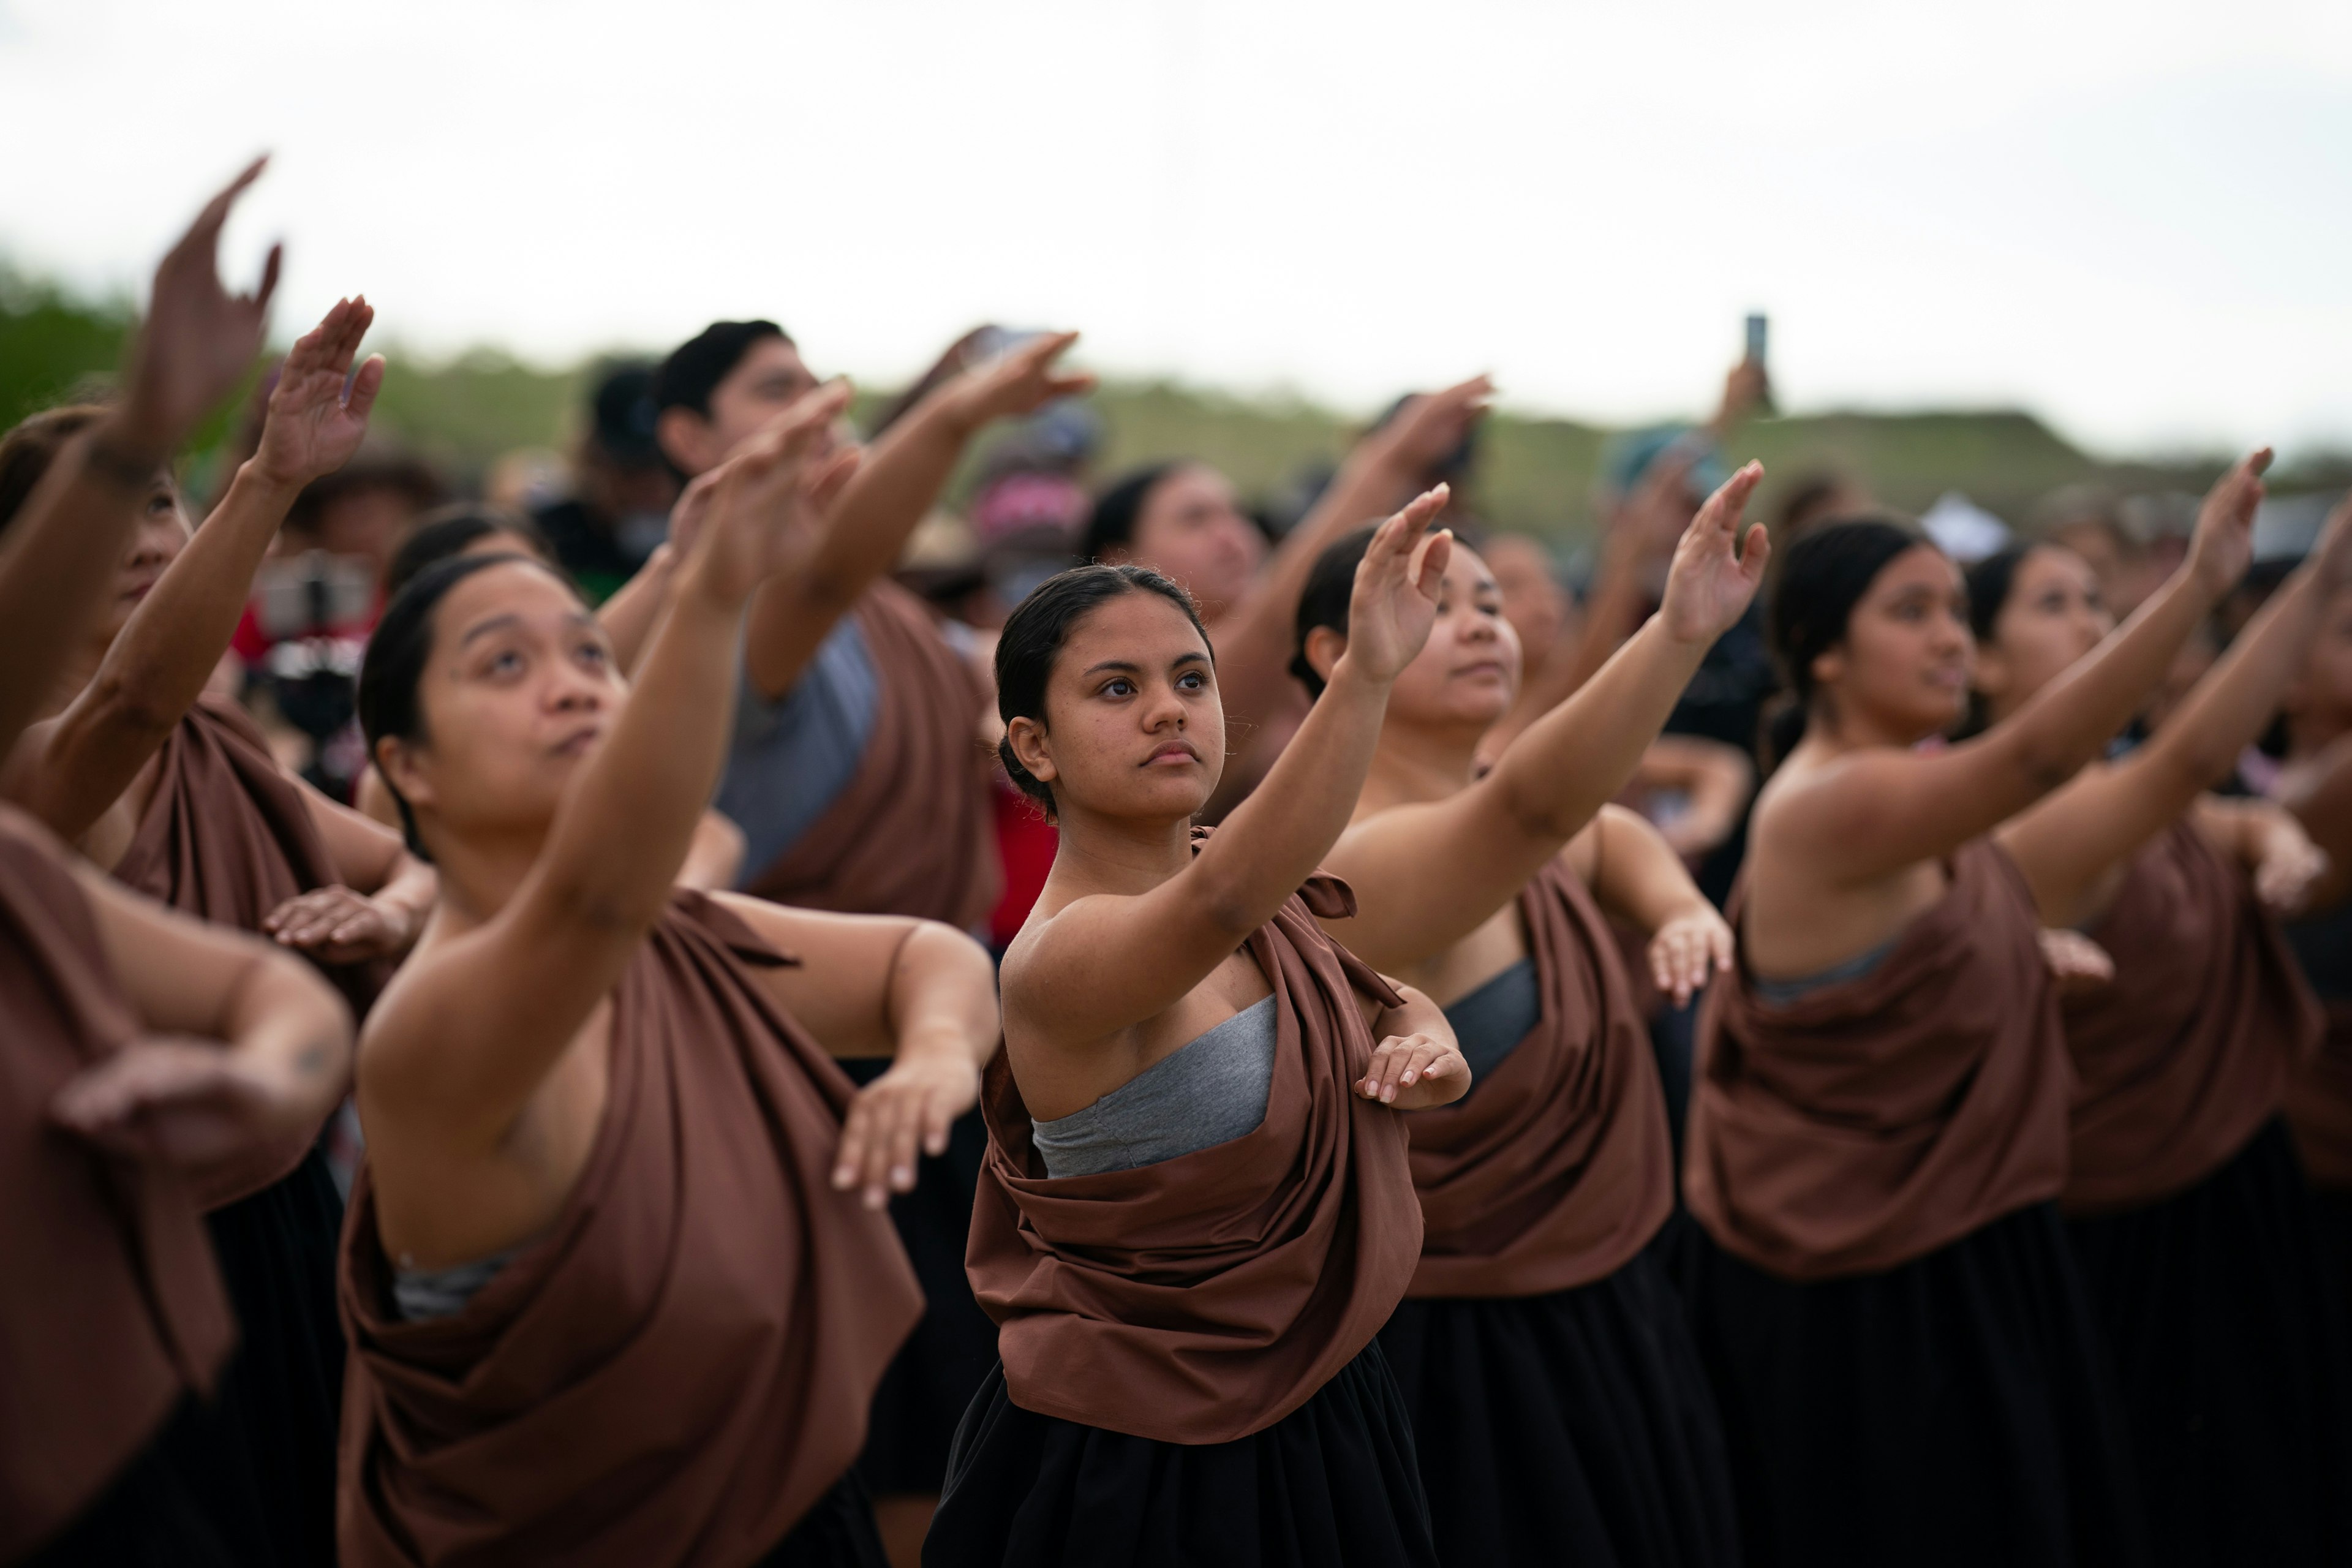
[
  {"x1": 742, "y1": 332, "x2": 1092, "y2": 698},
  {"x1": 1999, "y1": 491, "x2": 2351, "y2": 926},
  {"x1": 260, "y1": 782, "x2": 439, "y2": 962},
  {"x1": 1767, "y1": 450, "x2": 2269, "y2": 886},
  {"x1": 0, "y1": 162, "x2": 279, "y2": 759},
  {"x1": 12, "y1": 300, "x2": 382, "y2": 842},
  {"x1": 2283, "y1": 734, "x2": 2352, "y2": 912},
  {"x1": 714, "y1": 893, "x2": 999, "y2": 1207},
  {"x1": 53, "y1": 859, "x2": 353, "y2": 1208},
  {"x1": 1574, "y1": 805, "x2": 1735, "y2": 1007},
  {"x1": 1355, "y1": 982, "x2": 1468, "y2": 1110},
  {"x1": 595, "y1": 541, "x2": 679, "y2": 675},
  {"x1": 1007, "y1": 490, "x2": 1452, "y2": 1050},
  {"x1": 1324, "y1": 466, "x2": 1768, "y2": 973},
  {"x1": 359, "y1": 390, "x2": 859, "y2": 1148},
  {"x1": 1634, "y1": 734, "x2": 1756, "y2": 861}
]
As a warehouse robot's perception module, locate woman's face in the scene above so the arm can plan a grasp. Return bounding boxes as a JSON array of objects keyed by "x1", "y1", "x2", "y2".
[
  {"x1": 1974, "y1": 546, "x2": 2111, "y2": 722},
  {"x1": 1010, "y1": 590, "x2": 1225, "y2": 825},
  {"x1": 1381, "y1": 543, "x2": 1522, "y2": 733},
  {"x1": 1482, "y1": 533, "x2": 1569, "y2": 671},
  {"x1": 95, "y1": 474, "x2": 191, "y2": 647},
  {"x1": 381, "y1": 560, "x2": 625, "y2": 853},
  {"x1": 1818, "y1": 544, "x2": 1975, "y2": 742},
  {"x1": 1122, "y1": 466, "x2": 1265, "y2": 623}
]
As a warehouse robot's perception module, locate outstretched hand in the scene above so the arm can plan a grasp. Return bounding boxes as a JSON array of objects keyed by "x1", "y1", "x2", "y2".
[
  {"x1": 118, "y1": 156, "x2": 281, "y2": 458},
  {"x1": 1658, "y1": 460, "x2": 1770, "y2": 645},
  {"x1": 2310, "y1": 487, "x2": 2352, "y2": 594},
  {"x1": 262, "y1": 884, "x2": 418, "y2": 963},
  {"x1": 832, "y1": 1051, "x2": 982, "y2": 1210},
  {"x1": 1648, "y1": 905, "x2": 1735, "y2": 1009},
  {"x1": 2253, "y1": 812, "x2": 2329, "y2": 916},
  {"x1": 941, "y1": 330, "x2": 1096, "y2": 434},
  {"x1": 684, "y1": 381, "x2": 863, "y2": 606},
  {"x1": 2037, "y1": 928, "x2": 2115, "y2": 998},
  {"x1": 1338, "y1": 486, "x2": 1453, "y2": 685},
  {"x1": 1373, "y1": 374, "x2": 1494, "y2": 478},
  {"x1": 253, "y1": 296, "x2": 385, "y2": 488},
  {"x1": 2185, "y1": 448, "x2": 2271, "y2": 598},
  {"x1": 1357, "y1": 1030, "x2": 1468, "y2": 1109},
  {"x1": 50, "y1": 1034, "x2": 328, "y2": 1204}
]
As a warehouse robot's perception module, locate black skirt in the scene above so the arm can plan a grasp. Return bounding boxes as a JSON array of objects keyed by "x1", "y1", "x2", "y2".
[
  {"x1": 840, "y1": 1059, "x2": 1001, "y2": 1496},
  {"x1": 925, "y1": 1342, "x2": 1438, "y2": 1568},
  {"x1": 1675, "y1": 1200, "x2": 2148, "y2": 1568},
  {"x1": 761, "y1": 1466, "x2": 891, "y2": 1568},
  {"x1": 148, "y1": 1145, "x2": 347, "y2": 1567},
  {"x1": 2065, "y1": 1120, "x2": 2352, "y2": 1567},
  {"x1": 1378, "y1": 1247, "x2": 1738, "y2": 1567},
  {"x1": 21, "y1": 1400, "x2": 236, "y2": 1568}
]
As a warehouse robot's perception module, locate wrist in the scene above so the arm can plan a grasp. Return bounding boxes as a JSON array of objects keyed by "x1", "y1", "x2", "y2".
[
  {"x1": 894, "y1": 1020, "x2": 982, "y2": 1068},
  {"x1": 237, "y1": 456, "x2": 309, "y2": 504},
  {"x1": 1324, "y1": 651, "x2": 1396, "y2": 700}
]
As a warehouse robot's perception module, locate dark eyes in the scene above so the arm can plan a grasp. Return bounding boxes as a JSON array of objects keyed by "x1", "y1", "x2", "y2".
[
  {"x1": 1177, "y1": 671, "x2": 1205, "y2": 690},
  {"x1": 1102, "y1": 677, "x2": 1136, "y2": 697}
]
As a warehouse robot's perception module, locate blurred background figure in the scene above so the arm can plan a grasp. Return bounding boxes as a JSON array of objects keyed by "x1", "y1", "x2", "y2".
[{"x1": 532, "y1": 361, "x2": 680, "y2": 603}]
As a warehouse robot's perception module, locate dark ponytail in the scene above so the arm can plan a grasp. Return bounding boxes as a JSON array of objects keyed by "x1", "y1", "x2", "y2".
[
  {"x1": 993, "y1": 562, "x2": 1212, "y2": 816},
  {"x1": 358, "y1": 551, "x2": 580, "y2": 858},
  {"x1": 1761, "y1": 516, "x2": 1932, "y2": 772},
  {"x1": 1288, "y1": 525, "x2": 1379, "y2": 698}
]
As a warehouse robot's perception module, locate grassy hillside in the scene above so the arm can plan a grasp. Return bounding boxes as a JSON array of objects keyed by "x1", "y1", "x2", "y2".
[{"x1": 3, "y1": 268, "x2": 2323, "y2": 541}]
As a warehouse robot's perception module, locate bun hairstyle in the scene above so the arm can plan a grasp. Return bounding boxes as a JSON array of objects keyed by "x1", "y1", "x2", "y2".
[
  {"x1": 358, "y1": 550, "x2": 582, "y2": 859},
  {"x1": 1289, "y1": 525, "x2": 1379, "y2": 699},
  {"x1": 993, "y1": 562, "x2": 1212, "y2": 816},
  {"x1": 1761, "y1": 516, "x2": 1934, "y2": 771},
  {"x1": 1079, "y1": 462, "x2": 1180, "y2": 564}
]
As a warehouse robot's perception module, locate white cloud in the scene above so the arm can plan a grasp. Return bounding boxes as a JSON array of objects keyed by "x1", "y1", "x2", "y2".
[{"x1": 4, "y1": 0, "x2": 2348, "y2": 457}]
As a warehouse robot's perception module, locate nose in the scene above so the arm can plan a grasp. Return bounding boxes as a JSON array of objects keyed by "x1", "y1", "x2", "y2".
[
  {"x1": 546, "y1": 663, "x2": 608, "y2": 713},
  {"x1": 1140, "y1": 680, "x2": 1186, "y2": 733}
]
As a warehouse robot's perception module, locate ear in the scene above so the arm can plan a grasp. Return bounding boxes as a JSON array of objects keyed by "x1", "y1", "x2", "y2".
[
  {"x1": 375, "y1": 734, "x2": 436, "y2": 817},
  {"x1": 655, "y1": 407, "x2": 718, "y2": 478},
  {"x1": 1305, "y1": 625, "x2": 1348, "y2": 687},
  {"x1": 1809, "y1": 645, "x2": 1847, "y2": 692},
  {"x1": 1005, "y1": 714, "x2": 1057, "y2": 790}
]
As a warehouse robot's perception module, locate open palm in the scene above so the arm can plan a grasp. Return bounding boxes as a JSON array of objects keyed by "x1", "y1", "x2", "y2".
[
  {"x1": 2187, "y1": 448, "x2": 2271, "y2": 597},
  {"x1": 692, "y1": 382, "x2": 863, "y2": 603},
  {"x1": 1659, "y1": 461, "x2": 1770, "y2": 645},
  {"x1": 119, "y1": 156, "x2": 281, "y2": 455},
  {"x1": 1343, "y1": 486, "x2": 1453, "y2": 683},
  {"x1": 255, "y1": 295, "x2": 385, "y2": 486}
]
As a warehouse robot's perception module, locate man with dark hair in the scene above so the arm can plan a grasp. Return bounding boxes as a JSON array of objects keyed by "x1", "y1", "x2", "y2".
[
  {"x1": 532, "y1": 361, "x2": 680, "y2": 602},
  {"x1": 653, "y1": 318, "x2": 1091, "y2": 1563}
]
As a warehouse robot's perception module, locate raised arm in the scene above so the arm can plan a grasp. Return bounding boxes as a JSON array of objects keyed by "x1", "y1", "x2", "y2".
[
  {"x1": 1999, "y1": 488, "x2": 2352, "y2": 925},
  {"x1": 11, "y1": 298, "x2": 380, "y2": 842},
  {"x1": 52, "y1": 856, "x2": 353, "y2": 1209},
  {"x1": 712, "y1": 893, "x2": 999, "y2": 1208},
  {"x1": 741, "y1": 331, "x2": 1093, "y2": 696},
  {"x1": 1008, "y1": 489, "x2": 1452, "y2": 1049},
  {"x1": 1211, "y1": 377, "x2": 1492, "y2": 747},
  {"x1": 1570, "y1": 805, "x2": 1735, "y2": 1008},
  {"x1": 1768, "y1": 450, "x2": 2267, "y2": 884},
  {"x1": 359, "y1": 389, "x2": 860, "y2": 1147},
  {"x1": 1324, "y1": 465, "x2": 1767, "y2": 973},
  {"x1": 0, "y1": 160, "x2": 277, "y2": 759}
]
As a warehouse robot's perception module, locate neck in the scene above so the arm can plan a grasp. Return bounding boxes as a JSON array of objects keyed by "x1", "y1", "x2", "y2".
[
  {"x1": 1807, "y1": 692, "x2": 1932, "y2": 758},
  {"x1": 1359, "y1": 715, "x2": 1483, "y2": 815},
  {"x1": 1046, "y1": 805, "x2": 1202, "y2": 898},
  {"x1": 423, "y1": 822, "x2": 556, "y2": 931}
]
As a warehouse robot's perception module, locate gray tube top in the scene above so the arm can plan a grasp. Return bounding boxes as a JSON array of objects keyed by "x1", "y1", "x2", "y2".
[
  {"x1": 1752, "y1": 938, "x2": 1896, "y2": 1008},
  {"x1": 1442, "y1": 958, "x2": 1540, "y2": 1086},
  {"x1": 1033, "y1": 995, "x2": 1278, "y2": 1178},
  {"x1": 392, "y1": 1248, "x2": 515, "y2": 1322}
]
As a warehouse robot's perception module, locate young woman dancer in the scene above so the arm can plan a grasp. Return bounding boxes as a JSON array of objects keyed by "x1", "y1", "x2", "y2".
[
  {"x1": 933, "y1": 491, "x2": 1470, "y2": 1567},
  {"x1": 1678, "y1": 457, "x2": 2266, "y2": 1568},
  {"x1": 1287, "y1": 463, "x2": 1768, "y2": 1565},
  {"x1": 1962, "y1": 494, "x2": 2352, "y2": 1566},
  {"x1": 0, "y1": 296, "x2": 434, "y2": 1568},
  {"x1": 339, "y1": 385, "x2": 1000, "y2": 1567},
  {"x1": 0, "y1": 162, "x2": 355, "y2": 1564}
]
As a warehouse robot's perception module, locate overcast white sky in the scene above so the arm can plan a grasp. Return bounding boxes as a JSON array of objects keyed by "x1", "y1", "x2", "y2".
[{"x1": 4, "y1": 0, "x2": 2349, "y2": 458}]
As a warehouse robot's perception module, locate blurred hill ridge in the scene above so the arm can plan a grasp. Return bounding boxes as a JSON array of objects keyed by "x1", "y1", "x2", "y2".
[{"x1": 9, "y1": 263, "x2": 2343, "y2": 540}]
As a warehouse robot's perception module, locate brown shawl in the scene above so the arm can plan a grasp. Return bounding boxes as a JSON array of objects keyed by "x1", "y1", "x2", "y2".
[
  {"x1": 111, "y1": 695, "x2": 383, "y2": 1013},
  {"x1": 1406, "y1": 856, "x2": 1674, "y2": 1298},
  {"x1": 2060, "y1": 820, "x2": 2323, "y2": 1213},
  {"x1": 337, "y1": 894, "x2": 922, "y2": 1567},
  {"x1": 743, "y1": 581, "x2": 998, "y2": 930},
  {"x1": 1685, "y1": 839, "x2": 2073, "y2": 1281},
  {"x1": 0, "y1": 807, "x2": 232, "y2": 1559},
  {"x1": 967, "y1": 876, "x2": 1423, "y2": 1444}
]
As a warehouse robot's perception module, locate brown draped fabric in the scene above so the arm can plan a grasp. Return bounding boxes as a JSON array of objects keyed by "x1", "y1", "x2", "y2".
[
  {"x1": 742, "y1": 581, "x2": 998, "y2": 930},
  {"x1": 337, "y1": 892, "x2": 922, "y2": 1567},
  {"x1": 2289, "y1": 1002, "x2": 2352, "y2": 1189},
  {"x1": 967, "y1": 876, "x2": 1423, "y2": 1444},
  {"x1": 2060, "y1": 820, "x2": 2323, "y2": 1213},
  {"x1": 1686, "y1": 838, "x2": 2073, "y2": 1282},
  {"x1": 0, "y1": 806, "x2": 231, "y2": 1559},
  {"x1": 110, "y1": 695, "x2": 383, "y2": 1012},
  {"x1": 1405, "y1": 856, "x2": 1674, "y2": 1298}
]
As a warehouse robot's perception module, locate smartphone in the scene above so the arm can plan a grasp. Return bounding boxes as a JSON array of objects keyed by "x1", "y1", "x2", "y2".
[{"x1": 1744, "y1": 313, "x2": 1769, "y2": 366}]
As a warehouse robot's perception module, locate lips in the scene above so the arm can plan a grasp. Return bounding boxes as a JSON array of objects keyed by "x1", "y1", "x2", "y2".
[
  {"x1": 1144, "y1": 741, "x2": 1200, "y2": 766},
  {"x1": 552, "y1": 726, "x2": 605, "y2": 757}
]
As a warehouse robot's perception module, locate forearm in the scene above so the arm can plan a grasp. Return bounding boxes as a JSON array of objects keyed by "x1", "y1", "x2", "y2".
[
  {"x1": 1589, "y1": 805, "x2": 1710, "y2": 933},
  {"x1": 0, "y1": 431, "x2": 160, "y2": 754},
  {"x1": 2146, "y1": 567, "x2": 2322, "y2": 791},
  {"x1": 369, "y1": 855, "x2": 439, "y2": 949},
  {"x1": 883, "y1": 923, "x2": 1000, "y2": 1068},
  {"x1": 1196, "y1": 658, "x2": 1393, "y2": 932},
  {"x1": 1490, "y1": 542, "x2": 1651, "y2": 755},
  {"x1": 2003, "y1": 565, "x2": 2219, "y2": 786},
  {"x1": 200, "y1": 946, "x2": 355, "y2": 1205},
  {"x1": 677, "y1": 810, "x2": 745, "y2": 892},
  {"x1": 598, "y1": 544, "x2": 679, "y2": 675},
  {"x1": 1492, "y1": 615, "x2": 1708, "y2": 841}
]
